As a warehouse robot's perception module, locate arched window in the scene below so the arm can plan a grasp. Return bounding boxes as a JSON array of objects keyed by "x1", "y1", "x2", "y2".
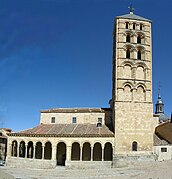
[
  {"x1": 138, "y1": 50, "x2": 141, "y2": 60},
  {"x1": 126, "y1": 22, "x2": 129, "y2": 29},
  {"x1": 126, "y1": 35, "x2": 130, "y2": 43},
  {"x1": 140, "y1": 24, "x2": 143, "y2": 30},
  {"x1": 132, "y1": 141, "x2": 138, "y2": 151},
  {"x1": 126, "y1": 49, "x2": 130, "y2": 59},
  {"x1": 137, "y1": 36, "x2": 141, "y2": 44},
  {"x1": 133, "y1": 23, "x2": 136, "y2": 30}
]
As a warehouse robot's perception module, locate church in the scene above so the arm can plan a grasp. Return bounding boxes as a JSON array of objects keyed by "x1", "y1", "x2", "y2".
[{"x1": 5, "y1": 7, "x2": 172, "y2": 169}]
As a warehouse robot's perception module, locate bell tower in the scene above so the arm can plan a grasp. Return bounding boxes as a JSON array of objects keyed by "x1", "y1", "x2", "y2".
[{"x1": 112, "y1": 7, "x2": 154, "y2": 156}]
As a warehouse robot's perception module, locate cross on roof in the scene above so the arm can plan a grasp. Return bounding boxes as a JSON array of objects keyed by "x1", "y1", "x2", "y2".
[
  {"x1": 158, "y1": 81, "x2": 162, "y2": 98},
  {"x1": 128, "y1": 4, "x2": 134, "y2": 14}
]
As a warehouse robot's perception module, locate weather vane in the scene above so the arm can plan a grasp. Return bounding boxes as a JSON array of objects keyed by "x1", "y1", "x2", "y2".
[{"x1": 128, "y1": 3, "x2": 134, "y2": 14}]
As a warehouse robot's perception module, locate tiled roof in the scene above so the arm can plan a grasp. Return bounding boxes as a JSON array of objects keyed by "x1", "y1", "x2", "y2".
[
  {"x1": 116, "y1": 13, "x2": 151, "y2": 22},
  {"x1": 41, "y1": 108, "x2": 111, "y2": 113},
  {"x1": 9, "y1": 124, "x2": 114, "y2": 137},
  {"x1": 154, "y1": 134, "x2": 169, "y2": 146},
  {"x1": 155, "y1": 122, "x2": 172, "y2": 144}
]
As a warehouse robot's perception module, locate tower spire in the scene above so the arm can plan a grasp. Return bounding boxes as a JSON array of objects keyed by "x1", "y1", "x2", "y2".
[{"x1": 155, "y1": 82, "x2": 164, "y2": 114}]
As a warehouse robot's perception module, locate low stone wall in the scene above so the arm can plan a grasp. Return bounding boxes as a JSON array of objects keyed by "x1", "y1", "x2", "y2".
[
  {"x1": 6, "y1": 157, "x2": 56, "y2": 169},
  {"x1": 112, "y1": 154, "x2": 156, "y2": 168}
]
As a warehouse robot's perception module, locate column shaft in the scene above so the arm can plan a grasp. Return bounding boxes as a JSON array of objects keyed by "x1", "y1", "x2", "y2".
[
  {"x1": 80, "y1": 146, "x2": 83, "y2": 161},
  {"x1": 91, "y1": 146, "x2": 93, "y2": 161},
  {"x1": 42, "y1": 146, "x2": 45, "y2": 159}
]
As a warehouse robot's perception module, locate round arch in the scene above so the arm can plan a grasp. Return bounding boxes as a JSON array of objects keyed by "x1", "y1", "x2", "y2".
[
  {"x1": 104, "y1": 142, "x2": 113, "y2": 161},
  {"x1": 82, "y1": 142, "x2": 91, "y2": 161},
  {"x1": 27, "y1": 141, "x2": 34, "y2": 158},
  {"x1": 44, "y1": 142, "x2": 52, "y2": 160},
  {"x1": 35, "y1": 142, "x2": 42, "y2": 159},
  {"x1": 71, "y1": 142, "x2": 80, "y2": 161},
  {"x1": 93, "y1": 143, "x2": 102, "y2": 161},
  {"x1": 19, "y1": 141, "x2": 25, "y2": 158},
  {"x1": 56, "y1": 142, "x2": 66, "y2": 166}
]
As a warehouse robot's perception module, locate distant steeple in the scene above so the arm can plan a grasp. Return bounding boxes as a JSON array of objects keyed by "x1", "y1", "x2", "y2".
[{"x1": 155, "y1": 86, "x2": 164, "y2": 114}]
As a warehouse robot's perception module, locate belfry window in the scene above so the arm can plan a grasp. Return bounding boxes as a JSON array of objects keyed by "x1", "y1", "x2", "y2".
[
  {"x1": 133, "y1": 23, "x2": 136, "y2": 30},
  {"x1": 137, "y1": 50, "x2": 141, "y2": 60},
  {"x1": 126, "y1": 22, "x2": 129, "y2": 29},
  {"x1": 126, "y1": 35, "x2": 130, "y2": 43},
  {"x1": 132, "y1": 141, "x2": 138, "y2": 151},
  {"x1": 137, "y1": 36, "x2": 141, "y2": 44},
  {"x1": 126, "y1": 49, "x2": 130, "y2": 59}
]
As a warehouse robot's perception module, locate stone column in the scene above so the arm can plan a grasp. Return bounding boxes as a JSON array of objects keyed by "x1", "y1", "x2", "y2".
[
  {"x1": 17, "y1": 143, "x2": 20, "y2": 157},
  {"x1": 33, "y1": 144, "x2": 36, "y2": 159},
  {"x1": 80, "y1": 146, "x2": 83, "y2": 161},
  {"x1": 91, "y1": 145, "x2": 93, "y2": 161},
  {"x1": 52, "y1": 145, "x2": 56, "y2": 160},
  {"x1": 102, "y1": 145, "x2": 104, "y2": 161},
  {"x1": 25, "y1": 145, "x2": 28, "y2": 158},
  {"x1": 42, "y1": 145, "x2": 45, "y2": 159},
  {"x1": 10, "y1": 144, "x2": 13, "y2": 157},
  {"x1": 66, "y1": 146, "x2": 71, "y2": 161}
]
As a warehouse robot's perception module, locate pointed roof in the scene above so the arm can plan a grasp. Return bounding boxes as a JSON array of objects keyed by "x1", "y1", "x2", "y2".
[{"x1": 116, "y1": 13, "x2": 151, "y2": 22}]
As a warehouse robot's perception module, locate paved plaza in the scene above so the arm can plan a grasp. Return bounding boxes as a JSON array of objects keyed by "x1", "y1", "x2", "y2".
[{"x1": 0, "y1": 160, "x2": 172, "y2": 179}]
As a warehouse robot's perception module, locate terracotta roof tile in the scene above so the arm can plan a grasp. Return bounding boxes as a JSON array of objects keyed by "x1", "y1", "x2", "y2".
[
  {"x1": 10, "y1": 124, "x2": 114, "y2": 137},
  {"x1": 155, "y1": 122, "x2": 172, "y2": 144}
]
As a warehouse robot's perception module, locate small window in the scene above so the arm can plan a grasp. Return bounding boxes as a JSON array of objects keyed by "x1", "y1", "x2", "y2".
[
  {"x1": 140, "y1": 24, "x2": 143, "y2": 30},
  {"x1": 161, "y1": 148, "x2": 167, "y2": 152},
  {"x1": 126, "y1": 35, "x2": 130, "y2": 43},
  {"x1": 51, "y1": 117, "x2": 55, "y2": 123},
  {"x1": 72, "y1": 117, "x2": 77, "y2": 124},
  {"x1": 132, "y1": 141, "x2": 138, "y2": 151},
  {"x1": 126, "y1": 22, "x2": 129, "y2": 29},
  {"x1": 98, "y1": 118, "x2": 102, "y2": 124},
  {"x1": 126, "y1": 49, "x2": 130, "y2": 59},
  {"x1": 137, "y1": 36, "x2": 141, "y2": 44},
  {"x1": 133, "y1": 23, "x2": 136, "y2": 30},
  {"x1": 0, "y1": 133, "x2": 2, "y2": 136},
  {"x1": 138, "y1": 50, "x2": 141, "y2": 60}
]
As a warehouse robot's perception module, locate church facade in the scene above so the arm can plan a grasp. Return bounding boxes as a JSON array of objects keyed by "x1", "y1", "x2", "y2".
[{"x1": 6, "y1": 9, "x2": 170, "y2": 168}]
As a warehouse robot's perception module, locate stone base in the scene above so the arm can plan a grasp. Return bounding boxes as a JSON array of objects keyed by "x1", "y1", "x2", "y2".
[
  {"x1": 6, "y1": 157, "x2": 56, "y2": 169},
  {"x1": 112, "y1": 154, "x2": 156, "y2": 168},
  {"x1": 6, "y1": 157, "x2": 112, "y2": 169}
]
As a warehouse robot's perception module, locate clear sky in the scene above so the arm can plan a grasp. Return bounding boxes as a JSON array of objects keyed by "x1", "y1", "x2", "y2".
[{"x1": 0, "y1": 0, "x2": 171, "y2": 131}]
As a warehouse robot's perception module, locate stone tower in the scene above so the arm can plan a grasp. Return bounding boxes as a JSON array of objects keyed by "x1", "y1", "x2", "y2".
[{"x1": 112, "y1": 8, "x2": 154, "y2": 157}]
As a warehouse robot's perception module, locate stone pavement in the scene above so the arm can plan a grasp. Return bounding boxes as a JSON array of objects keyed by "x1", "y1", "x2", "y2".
[
  {"x1": 0, "y1": 166, "x2": 143, "y2": 179},
  {"x1": 1, "y1": 160, "x2": 172, "y2": 179}
]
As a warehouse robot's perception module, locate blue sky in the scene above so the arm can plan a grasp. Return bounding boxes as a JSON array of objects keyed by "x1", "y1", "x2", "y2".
[{"x1": 0, "y1": 0, "x2": 171, "y2": 131}]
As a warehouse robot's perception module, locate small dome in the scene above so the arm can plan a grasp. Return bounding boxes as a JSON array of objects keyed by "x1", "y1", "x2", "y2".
[{"x1": 159, "y1": 113, "x2": 169, "y2": 122}]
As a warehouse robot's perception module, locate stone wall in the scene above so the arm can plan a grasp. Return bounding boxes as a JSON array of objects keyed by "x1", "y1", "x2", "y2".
[{"x1": 40, "y1": 112, "x2": 106, "y2": 125}]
